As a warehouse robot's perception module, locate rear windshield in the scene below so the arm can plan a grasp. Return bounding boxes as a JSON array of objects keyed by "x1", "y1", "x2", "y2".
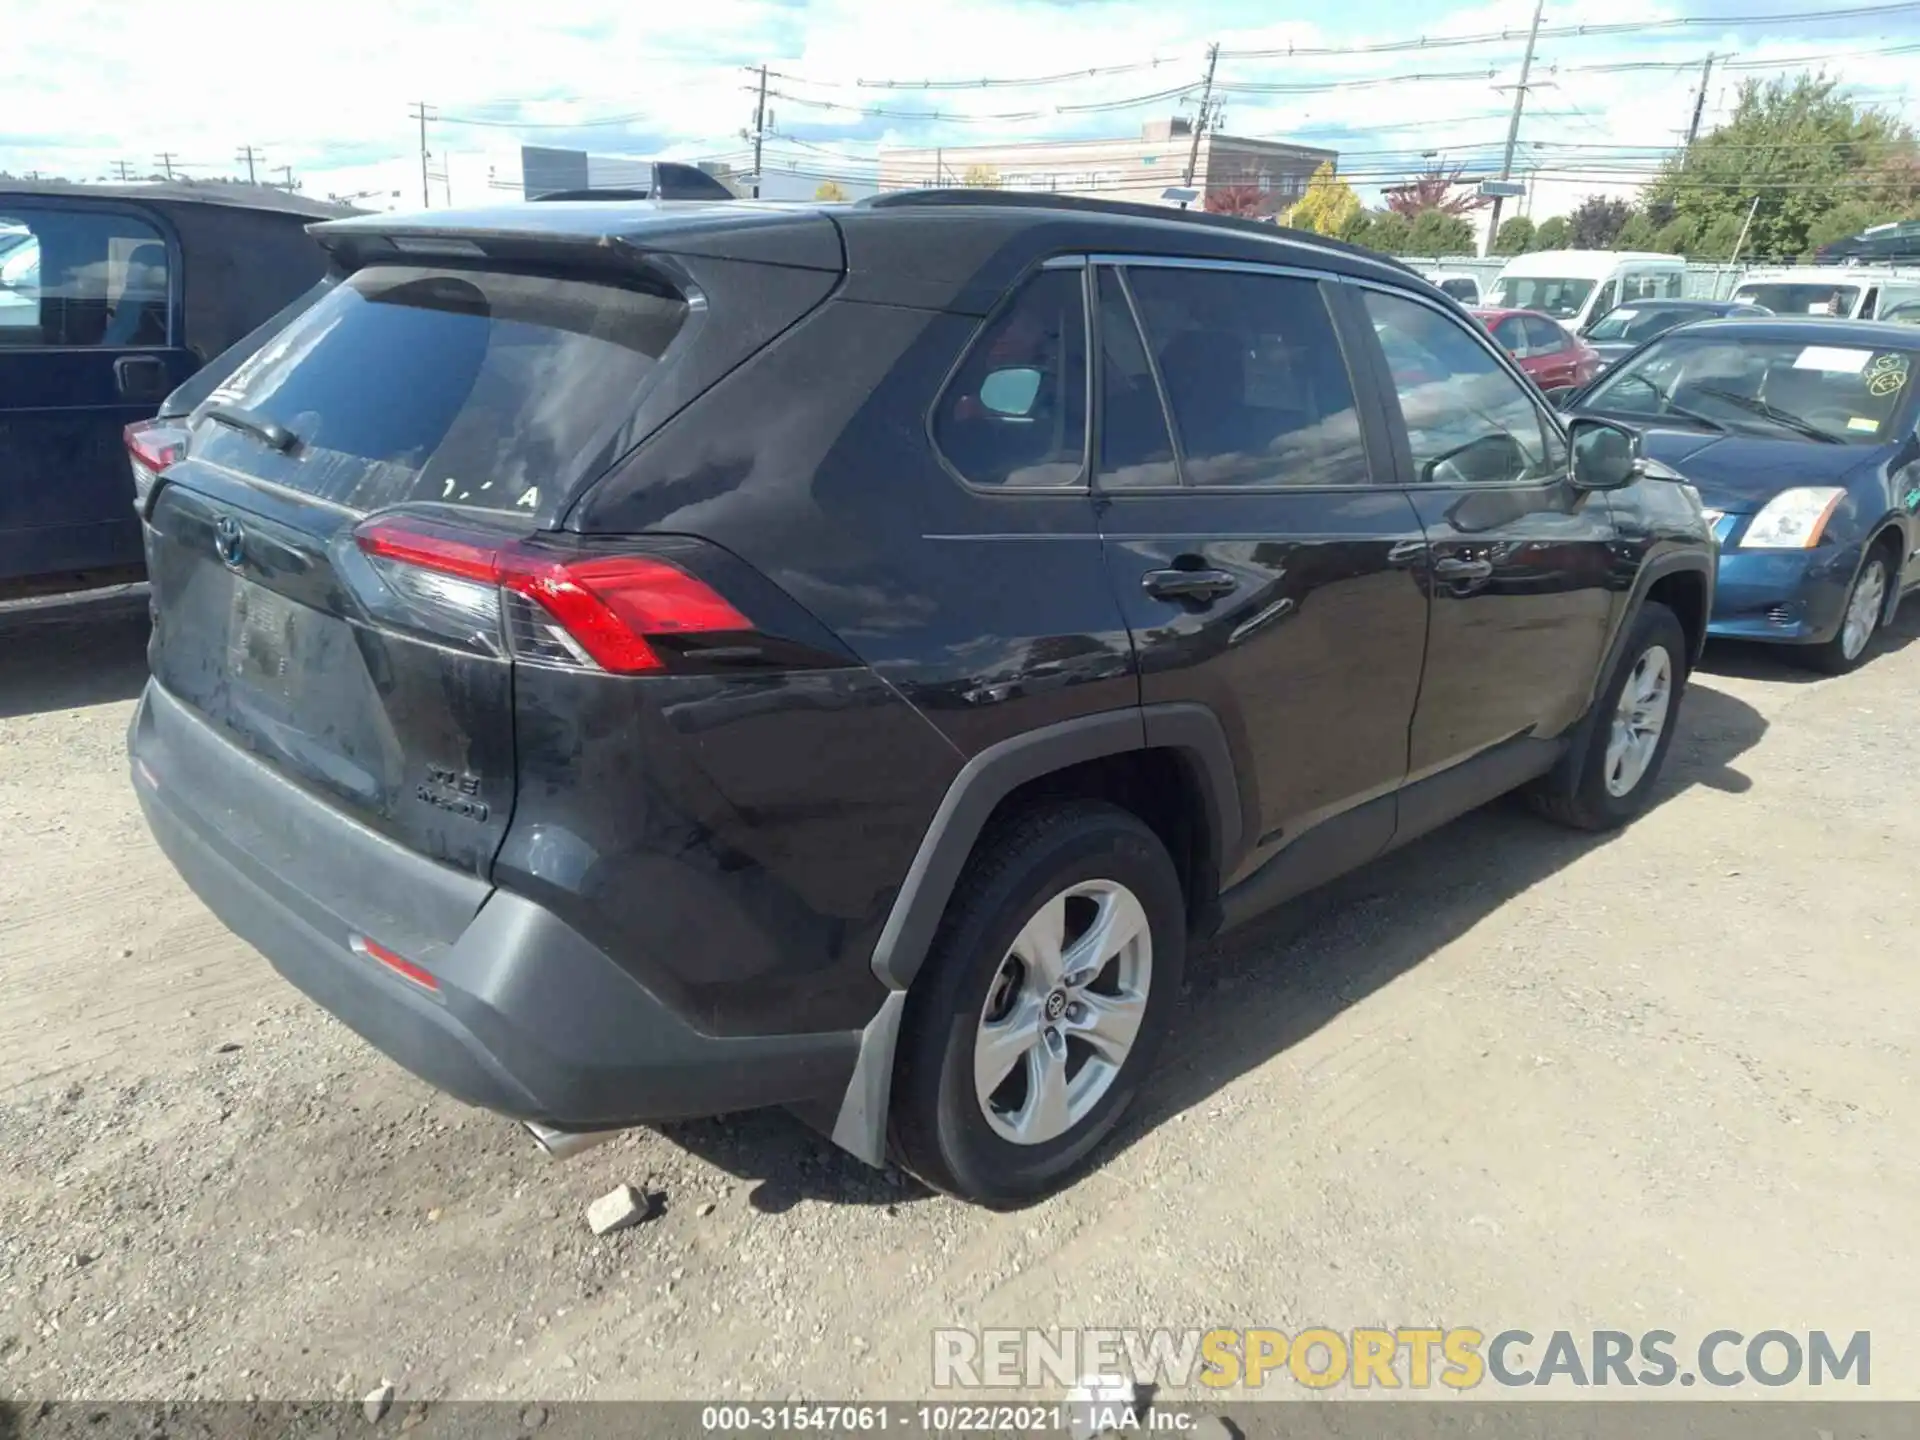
[
  {"x1": 1732, "y1": 283, "x2": 1860, "y2": 317},
  {"x1": 191, "y1": 264, "x2": 688, "y2": 513}
]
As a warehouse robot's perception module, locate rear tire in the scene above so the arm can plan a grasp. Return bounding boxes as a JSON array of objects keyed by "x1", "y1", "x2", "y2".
[
  {"x1": 888, "y1": 801, "x2": 1185, "y2": 1208},
  {"x1": 1530, "y1": 601, "x2": 1687, "y2": 832},
  {"x1": 1797, "y1": 549, "x2": 1891, "y2": 676}
]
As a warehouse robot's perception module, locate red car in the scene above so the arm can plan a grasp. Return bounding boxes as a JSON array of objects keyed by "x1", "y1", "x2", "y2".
[{"x1": 1469, "y1": 306, "x2": 1602, "y2": 391}]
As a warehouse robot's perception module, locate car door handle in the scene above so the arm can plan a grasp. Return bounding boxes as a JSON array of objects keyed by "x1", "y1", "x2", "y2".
[
  {"x1": 114, "y1": 355, "x2": 169, "y2": 402},
  {"x1": 1141, "y1": 568, "x2": 1238, "y2": 603},
  {"x1": 1433, "y1": 557, "x2": 1494, "y2": 581}
]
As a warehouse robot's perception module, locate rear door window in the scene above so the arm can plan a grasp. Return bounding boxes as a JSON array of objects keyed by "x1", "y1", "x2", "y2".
[
  {"x1": 1491, "y1": 316, "x2": 1528, "y2": 354},
  {"x1": 1094, "y1": 269, "x2": 1178, "y2": 490},
  {"x1": 1125, "y1": 266, "x2": 1369, "y2": 488},
  {"x1": 932, "y1": 267, "x2": 1088, "y2": 489},
  {"x1": 1524, "y1": 315, "x2": 1569, "y2": 354},
  {"x1": 191, "y1": 265, "x2": 688, "y2": 514}
]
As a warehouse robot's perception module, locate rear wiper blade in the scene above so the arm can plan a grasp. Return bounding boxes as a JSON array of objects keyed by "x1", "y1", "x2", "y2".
[
  {"x1": 1695, "y1": 385, "x2": 1844, "y2": 444},
  {"x1": 201, "y1": 403, "x2": 300, "y2": 453}
]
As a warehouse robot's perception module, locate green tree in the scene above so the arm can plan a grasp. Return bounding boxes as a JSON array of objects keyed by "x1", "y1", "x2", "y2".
[
  {"x1": 813, "y1": 180, "x2": 849, "y2": 202},
  {"x1": 1285, "y1": 160, "x2": 1361, "y2": 236},
  {"x1": 1336, "y1": 209, "x2": 1376, "y2": 246},
  {"x1": 1696, "y1": 212, "x2": 1748, "y2": 261},
  {"x1": 1647, "y1": 72, "x2": 1920, "y2": 261},
  {"x1": 1533, "y1": 216, "x2": 1572, "y2": 250},
  {"x1": 1614, "y1": 213, "x2": 1658, "y2": 251},
  {"x1": 1405, "y1": 209, "x2": 1476, "y2": 256},
  {"x1": 1655, "y1": 217, "x2": 1696, "y2": 255},
  {"x1": 1493, "y1": 215, "x2": 1536, "y2": 255},
  {"x1": 1365, "y1": 211, "x2": 1414, "y2": 255}
]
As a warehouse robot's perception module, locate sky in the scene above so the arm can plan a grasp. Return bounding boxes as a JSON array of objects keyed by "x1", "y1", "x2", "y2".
[{"x1": 6, "y1": 0, "x2": 1920, "y2": 221}]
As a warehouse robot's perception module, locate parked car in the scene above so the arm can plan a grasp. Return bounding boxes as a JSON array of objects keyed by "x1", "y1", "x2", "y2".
[
  {"x1": 1470, "y1": 306, "x2": 1603, "y2": 390},
  {"x1": 129, "y1": 191, "x2": 1714, "y2": 1205},
  {"x1": 1561, "y1": 317, "x2": 1920, "y2": 673},
  {"x1": 1582, "y1": 298, "x2": 1773, "y2": 372},
  {"x1": 1426, "y1": 270, "x2": 1483, "y2": 305},
  {"x1": 0, "y1": 181, "x2": 351, "y2": 599},
  {"x1": 1486, "y1": 250, "x2": 1687, "y2": 335},
  {"x1": 1729, "y1": 265, "x2": 1920, "y2": 322}
]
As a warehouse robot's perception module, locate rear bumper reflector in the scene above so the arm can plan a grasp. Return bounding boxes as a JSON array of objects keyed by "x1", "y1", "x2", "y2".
[{"x1": 352, "y1": 934, "x2": 440, "y2": 992}]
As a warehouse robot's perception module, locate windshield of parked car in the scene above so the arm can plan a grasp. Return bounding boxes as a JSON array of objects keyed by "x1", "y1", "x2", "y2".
[
  {"x1": 1485, "y1": 276, "x2": 1595, "y2": 320},
  {"x1": 1585, "y1": 306, "x2": 1701, "y2": 343},
  {"x1": 1731, "y1": 283, "x2": 1861, "y2": 317},
  {"x1": 1583, "y1": 332, "x2": 1916, "y2": 445}
]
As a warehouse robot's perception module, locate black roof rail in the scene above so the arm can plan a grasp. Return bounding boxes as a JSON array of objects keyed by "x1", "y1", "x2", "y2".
[{"x1": 858, "y1": 188, "x2": 1416, "y2": 275}]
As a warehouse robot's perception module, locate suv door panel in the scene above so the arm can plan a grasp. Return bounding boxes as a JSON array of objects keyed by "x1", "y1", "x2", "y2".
[{"x1": 1091, "y1": 261, "x2": 1429, "y2": 886}]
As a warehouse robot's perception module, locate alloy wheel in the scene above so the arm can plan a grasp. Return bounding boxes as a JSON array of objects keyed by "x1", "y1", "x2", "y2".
[
  {"x1": 1604, "y1": 643, "x2": 1674, "y2": 798},
  {"x1": 973, "y1": 879, "x2": 1152, "y2": 1146},
  {"x1": 1841, "y1": 559, "x2": 1888, "y2": 662}
]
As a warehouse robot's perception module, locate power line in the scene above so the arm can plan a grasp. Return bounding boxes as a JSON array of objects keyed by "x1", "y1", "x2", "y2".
[{"x1": 1217, "y1": 0, "x2": 1920, "y2": 59}]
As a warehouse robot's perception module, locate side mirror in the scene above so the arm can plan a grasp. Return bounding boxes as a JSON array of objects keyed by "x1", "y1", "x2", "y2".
[
  {"x1": 978, "y1": 367, "x2": 1044, "y2": 418},
  {"x1": 1569, "y1": 418, "x2": 1640, "y2": 491}
]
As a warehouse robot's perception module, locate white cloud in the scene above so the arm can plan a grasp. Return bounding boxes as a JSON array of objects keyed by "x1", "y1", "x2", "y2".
[{"x1": 5, "y1": 0, "x2": 1915, "y2": 216}]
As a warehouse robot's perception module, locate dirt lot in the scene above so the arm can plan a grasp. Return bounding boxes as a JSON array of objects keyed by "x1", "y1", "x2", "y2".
[{"x1": 2, "y1": 588, "x2": 1916, "y2": 1405}]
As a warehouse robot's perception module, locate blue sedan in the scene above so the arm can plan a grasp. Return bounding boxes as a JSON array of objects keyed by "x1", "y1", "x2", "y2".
[{"x1": 1564, "y1": 318, "x2": 1920, "y2": 673}]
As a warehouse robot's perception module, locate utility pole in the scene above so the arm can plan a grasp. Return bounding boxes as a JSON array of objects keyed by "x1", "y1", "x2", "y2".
[
  {"x1": 237, "y1": 144, "x2": 261, "y2": 184},
  {"x1": 1728, "y1": 195, "x2": 1761, "y2": 265},
  {"x1": 155, "y1": 152, "x2": 178, "y2": 181},
  {"x1": 1181, "y1": 42, "x2": 1221, "y2": 205},
  {"x1": 111, "y1": 159, "x2": 134, "y2": 182},
  {"x1": 1484, "y1": 0, "x2": 1545, "y2": 256},
  {"x1": 275, "y1": 164, "x2": 296, "y2": 192},
  {"x1": 1685, "y1": 53, "x2": 1719, "y2": 147},
  {"x1": 750, "y1": 65, "x2": 768, "y2": 199},
  {"x1": 410, "y1": 102, "x2": 436, "y2": 208}
]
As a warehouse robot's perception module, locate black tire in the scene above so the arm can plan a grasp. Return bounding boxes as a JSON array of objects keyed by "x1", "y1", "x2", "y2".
[
  {"x1": 1529, "y1": 600, "x2": 1688, "y2": 832},
  {"x1": 1796, "y1": 548, "x2": 1893, "y2": 676},
  {"x1": 888, "y1": 801, "x2": 1186, "y2": 1207}
]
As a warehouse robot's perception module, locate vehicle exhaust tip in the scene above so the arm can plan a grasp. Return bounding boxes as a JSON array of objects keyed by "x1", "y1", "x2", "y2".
[{"x1": 523, "y1": 1120, "x2": 624, "y2": 1161}]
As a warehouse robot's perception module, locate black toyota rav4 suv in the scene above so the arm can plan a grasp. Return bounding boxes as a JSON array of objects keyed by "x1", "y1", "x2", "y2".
[{"x1": 130, "y1": 192, "x2": 1714, "y2": 1205}]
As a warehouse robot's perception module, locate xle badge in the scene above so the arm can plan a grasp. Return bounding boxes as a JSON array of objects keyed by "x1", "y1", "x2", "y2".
[{"x1": 418, "y1": 766, "x2": 489, "y2": 822}]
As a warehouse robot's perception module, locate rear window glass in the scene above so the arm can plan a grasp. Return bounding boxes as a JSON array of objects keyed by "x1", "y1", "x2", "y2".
[{"x1": 193, "y1": 265, "x2": 688, "y2": 513}]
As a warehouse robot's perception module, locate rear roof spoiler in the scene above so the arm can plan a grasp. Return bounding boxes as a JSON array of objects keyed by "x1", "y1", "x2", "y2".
[{"x1": 531, "y1": 163, "x2": 737, "y2": 204}]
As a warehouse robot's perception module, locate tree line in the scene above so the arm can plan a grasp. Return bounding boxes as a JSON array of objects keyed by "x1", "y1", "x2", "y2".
[{"x1": 1282, "y1": 73, "x2": 1920, "y2": 263}]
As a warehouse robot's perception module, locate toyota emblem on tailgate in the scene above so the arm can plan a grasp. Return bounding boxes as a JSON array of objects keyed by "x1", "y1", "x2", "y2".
[{"x1": 213, "y1": 515, "x2": 245, "y2": 570}]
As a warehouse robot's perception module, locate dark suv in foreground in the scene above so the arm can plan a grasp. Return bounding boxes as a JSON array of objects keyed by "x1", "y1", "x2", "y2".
[{"x1": 130, "y1": 192, "x2": 1714, "y2": 1205}]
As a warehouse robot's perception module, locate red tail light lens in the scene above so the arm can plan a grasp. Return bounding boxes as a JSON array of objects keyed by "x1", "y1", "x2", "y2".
[
  {"x1": 126, "y1": 419, "x2": 189, "y2": 507},
  {"x1": 354, "y1": 514, "x2": 749, "y2": 674}
]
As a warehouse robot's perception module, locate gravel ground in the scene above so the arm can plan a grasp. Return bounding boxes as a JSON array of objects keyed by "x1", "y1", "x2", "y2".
[{"x1": 1, "y1": 590, "x2": 1916, "y2": 1404}]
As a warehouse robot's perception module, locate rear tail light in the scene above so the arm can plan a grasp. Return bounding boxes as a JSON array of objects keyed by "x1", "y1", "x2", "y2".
[
  {"x1": 353, "y1": 513, "x2": 750, "y2": 674},
  {"x1": 125, "y1": 418, "x2": 189, "y2": 510}
]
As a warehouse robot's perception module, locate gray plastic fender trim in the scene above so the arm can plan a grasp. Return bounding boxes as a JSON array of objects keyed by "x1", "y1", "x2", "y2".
[{"x1": 828, "y1": 702, "x2": 1242, "y2": 1166}]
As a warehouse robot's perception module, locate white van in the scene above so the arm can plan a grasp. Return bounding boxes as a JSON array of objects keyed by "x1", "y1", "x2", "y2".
[
  {"x1": 1424, "y1": 270, "x2": 1483, "y2": 305},
  {"x1": 1485, "y1": 251, "x2": 1687, "y2": 334},
  {"x1": 1728, "y1": 265, "x2": 1920, "y2": 320}
]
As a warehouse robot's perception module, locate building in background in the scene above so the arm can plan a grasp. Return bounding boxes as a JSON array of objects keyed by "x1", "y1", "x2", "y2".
[
  {"x1": 878, "y1": 119, "x2": 1336, "y2": 215},
  {"x1": 517, "y1": 146, "x2": 877, "y2": 203}
]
